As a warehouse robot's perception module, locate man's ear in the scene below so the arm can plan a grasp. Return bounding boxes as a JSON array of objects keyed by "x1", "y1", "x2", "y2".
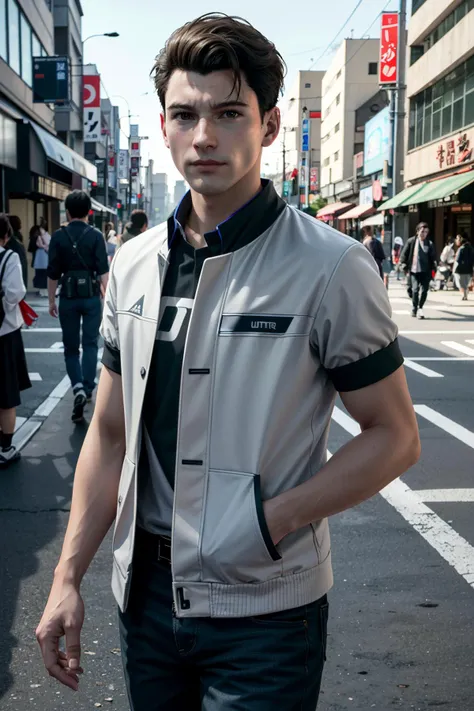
[
  {"x1": 161, "y1": 113, "x2": 170, "y2": 149},
  {"x1": 261, "y1": 106, "x2": 280, "y2": 149}
]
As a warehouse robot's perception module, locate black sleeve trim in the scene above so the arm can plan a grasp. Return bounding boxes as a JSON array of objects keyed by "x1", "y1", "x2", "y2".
[
  {"x1": 328, "y1": 338, "x2": 404, "y2": 392},
  {"x1": 102, "y1": 340, "x2": 122, "y2": 375}
]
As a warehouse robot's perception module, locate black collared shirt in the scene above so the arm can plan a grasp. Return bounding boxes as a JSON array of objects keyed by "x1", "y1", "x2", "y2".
[
  {"x1": 103, "y1": 180, "x2": 286, "y2": 535},
  {"x1": 48, "y1": 221, "x2": 109, "y2": 281}
]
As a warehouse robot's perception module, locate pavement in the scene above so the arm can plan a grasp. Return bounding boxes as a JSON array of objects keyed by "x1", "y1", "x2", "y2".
[{"x1": 1, "y1": 282, "x2": 474, "y2": 710}]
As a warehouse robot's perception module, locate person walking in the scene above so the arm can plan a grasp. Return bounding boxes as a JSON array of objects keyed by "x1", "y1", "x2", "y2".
[
  {"x1": 400, "y1": 222, "x2": 436, "y2": 319},
  {"x1": 362, "y1": 228, "x2": 385, "y2": 279},
  {"x1": 104, "y1": 221, "x2": 118, "y2": 262},
  {"x1": 118, "y1": 209, "x2": 148, "y2": 246},
  {"x1": 5, "y1": 216, "x2": 28, "y2": 289},
  {"x1": 0, "y1": 214, "x2": 31, "y2": 467},
  {"x1": 37, "y1": 14, "x2": 420, "y2": 710},
  {"x1": 453, "y1": 233, "x2": 474, "y2": 300},
  {"x1": 33, "y1": 219, "x2": 51, "y2": 297},
  {"x1": 392, "y1": 236, "x2": 404, "y2": 280},
  {"x1": 46, "y1": 190, "x2": 109, "y2": 423}
]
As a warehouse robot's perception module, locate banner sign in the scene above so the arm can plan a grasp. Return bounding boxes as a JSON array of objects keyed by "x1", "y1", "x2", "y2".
[
  {"x1": 118, "y1": 149, "x2": 129, "y2": 180},
  {"x1": 379, "y1": 13, "x2": 399, "y2": 85},
  {"x1": 33, "y1": 56, "x2": 69, "y2": 104},
  {"x1": 83, "y1": 75, "x2": 101, "y2": 142}
]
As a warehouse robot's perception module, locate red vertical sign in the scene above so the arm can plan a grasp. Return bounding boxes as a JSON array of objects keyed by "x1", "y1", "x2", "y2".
[{"x1": 379, "y1": 12, "x2": 399, "y2": 85}]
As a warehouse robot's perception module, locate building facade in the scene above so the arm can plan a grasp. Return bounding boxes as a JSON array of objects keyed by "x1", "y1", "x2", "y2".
[
  {"x1": 0, "y1": 0, "x2": 95, "y2": 239},
  {"x1": 399, "y1": 0, "x2": 474, "y2": 252},
  {"x1": 145, "y1": 161, "x2": 168, "y2": 227},
  {"x1": 173, "y1": 179, "x2": 187, "y2": 208},
  {"x1": 280, "y1": 70, "x2": 324, "y2": 207}
]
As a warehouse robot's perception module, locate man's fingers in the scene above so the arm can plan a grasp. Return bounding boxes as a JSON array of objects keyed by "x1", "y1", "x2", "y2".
[
  {"x1": 47, "y1": 662, "x2": 79, "y2": 691},
  {"x1": 65, "y1": 625, "x2": 81, "y2": 671}
]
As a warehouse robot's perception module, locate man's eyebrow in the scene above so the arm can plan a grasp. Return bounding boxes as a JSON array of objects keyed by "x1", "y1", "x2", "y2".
[{"x1": 167, "y1": 100, "x2": 249, "y2": 112}]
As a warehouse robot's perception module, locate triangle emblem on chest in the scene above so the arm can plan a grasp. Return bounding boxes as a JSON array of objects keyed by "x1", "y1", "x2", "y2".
[{"x1": 128, "y1": 295, "x2": 145, "y2": 316}]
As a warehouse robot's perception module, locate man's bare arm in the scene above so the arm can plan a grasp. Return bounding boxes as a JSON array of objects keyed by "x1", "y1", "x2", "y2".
[
  {"x1": 36, "y1": 366, "x2": 125, "y2": 690},
  {"x1": 265, "y1": 367, "x2": 421, "y2": 543}
]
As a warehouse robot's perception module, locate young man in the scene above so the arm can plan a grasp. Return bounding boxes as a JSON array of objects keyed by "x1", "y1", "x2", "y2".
[
  {"x1": 37, "y1": 14, "x2": 420, "y2": 710},
  {"x1": 47, "y1": 190, "x2": 109, "y2": 422},
  {"x1": 119, "y1": 209, "x2": 148, "y2": 245},
  {"x1": 400, "y1": 222, "x2": 437, "y2": 319}
]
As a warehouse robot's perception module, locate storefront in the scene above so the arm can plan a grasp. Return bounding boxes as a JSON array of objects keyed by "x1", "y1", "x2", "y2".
[{"x1": 316, "y1": 201, "x2": 354, "y2": 230}]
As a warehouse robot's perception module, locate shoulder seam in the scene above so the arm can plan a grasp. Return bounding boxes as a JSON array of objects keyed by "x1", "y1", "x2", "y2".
[{"x1": 312, "y1": 242, "x2": 361, "y2": 324}]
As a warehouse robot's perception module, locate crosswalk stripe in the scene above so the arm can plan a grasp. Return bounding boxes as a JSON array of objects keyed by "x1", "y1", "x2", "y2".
[
  {"x1": 415, "y1": 489, "x2": 474, "y2": 502},
  {"x1": 414, "y1": 404, "x2": 474, "y2": 449},
  {"x1": 441, "y1": 341, "x2": 474, "y2": 357},
  {"x1": 331, "y1": 406, "x2": 474, "y2": 588},
  {"x1": 28, "y1": 372, "x2": 42, "y2": 381},
  {"x1": 404, "y1": 360, "x2": 443, "y2": 378}
]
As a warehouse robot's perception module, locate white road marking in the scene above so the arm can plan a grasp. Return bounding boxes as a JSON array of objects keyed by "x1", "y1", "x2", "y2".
[
  {"x1": 441, "y1": 341, "x2": 474, "y2": 357},
  {"x1": 25, "y1": 348, "x2": 64, "y2": 353},
  {"x1": 399, "y1": 331, "x2": 474, "y2": 335},
  {"x1": 416, "y1": 489, "x2": 474, "y2": 503},
  {"x1": 404, "y1": 360, "x2": 444, "y2": 378},
  {"x1": 331, "y1": 406, "x2": 474, "y2": 588},
  {"x1": 406, "y1": 357, "x2": 474, "y2": 361},
  {"x1": 14, "y1": 416, "x2": 27, "y2": 431},
  {"x1": 28, "y1": 372, "x2": 42, "y2": 381},
  {"x1": 393, "y1": 309, "x2": 411, "y2": 315},
  {"x1": 414, "y1": 405, "x2": 474, "y2": 449},
  {"x1": 466, "y1": 340, "x2": 474, "y2": 346},
  {"x1": 51, "y1": 341, "x2": 64, "y2": 350},
  {"x1": 23, "y1": 327, "x2": 62, "y2": 333}
]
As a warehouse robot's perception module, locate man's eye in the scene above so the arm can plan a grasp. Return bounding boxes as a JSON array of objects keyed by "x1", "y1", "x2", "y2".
[
  {"x1": 221, "y1": 110, "x2": 240, "y2": 119},
  {"x1": 174, "y1": 112, "x2": 194, "y2": 121}
]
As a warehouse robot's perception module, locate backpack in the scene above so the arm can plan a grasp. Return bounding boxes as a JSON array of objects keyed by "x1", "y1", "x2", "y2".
[
  {"x1": 456, "y1": 244, "x2": 474, "y2": 273},
  {"x1": 0, "y1": 249, "x2": 14, "y2": 329}
]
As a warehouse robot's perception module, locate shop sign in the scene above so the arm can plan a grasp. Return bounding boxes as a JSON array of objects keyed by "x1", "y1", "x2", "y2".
[
  {"x1": 83, "y1": 75, "x2": 101, "y2": 142},
  {"x1": 310, "y1": 168, "x2": 319, "y2": 191},
  {"x1": 33, "y1": 56, "x2": 69, "y2": 104},
  {"x1": 379, "y1": 13, "x2": 399, "y2": 85},
  {"x1": 436, "y1": 133, "x2": 473, "y2": 170}
]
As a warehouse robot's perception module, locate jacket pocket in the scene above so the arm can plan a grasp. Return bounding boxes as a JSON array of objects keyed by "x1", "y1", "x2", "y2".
[{"x1": 200, "y1": 470, "x2": 282, "y2": 584}]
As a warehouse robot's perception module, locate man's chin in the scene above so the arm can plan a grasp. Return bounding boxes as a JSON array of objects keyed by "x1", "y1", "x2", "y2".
[{"x1": 186, "y1": 176, "x2": 234, "y2": 197}]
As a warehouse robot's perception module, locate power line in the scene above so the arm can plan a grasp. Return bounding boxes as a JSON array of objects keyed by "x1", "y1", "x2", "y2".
[
  {"x1": 308, "y1": 0, "x2": 366, "y2": 70},
  {"x1": 337, "y1": 0, "x2": 395, "y2": 71}
]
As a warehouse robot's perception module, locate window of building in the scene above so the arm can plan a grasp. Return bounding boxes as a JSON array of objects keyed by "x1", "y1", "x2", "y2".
[
  {"x1": 336, "y1": 93, "x2": 341, "y2": 106},
  {"x1": 335, "y1": 122, "x2": 340, "y2": 133},
  {"x1": 334, "y1": 151, "x2": 339, "y2": 161},
  {"x1": 323, "y1": 157, "x2": 330, "y2": 167},
  {"x1": 411, "y1": 0, "x2": 473, "y2": 65},
  {"x1": 32, "y1": 32, "x2": 41, "y2": 60},
  {"x1": 305, "y1": 82, "x2": 311, "y2": 88},
  {"x1": 20, "y1": 12, "x2": 32, "y2": 86},
  {"x1": 368, "y1": 62, "x2": 378, "y2": 75},
  {"x1": 8, "y1": 0, "x2": 20, "y2": 74},
  {"x1": 412, "y1": 0, "x2": 427, "y2": 14},
  {"x1": 408, "y1": 58, "x2": 474, "y2": 150},
  {"x1": 0, "y1": 0, "x2": 6, "y2": 61}
]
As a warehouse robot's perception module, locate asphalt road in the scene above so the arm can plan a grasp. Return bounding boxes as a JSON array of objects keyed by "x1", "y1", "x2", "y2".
[{"x1": 1, "y1": 283, "x2": 474, "y2": 711}]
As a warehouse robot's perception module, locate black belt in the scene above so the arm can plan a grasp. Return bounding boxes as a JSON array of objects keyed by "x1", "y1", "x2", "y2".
[{"x1": 135, "y1": 527, "x2": 172, "y2": 565}]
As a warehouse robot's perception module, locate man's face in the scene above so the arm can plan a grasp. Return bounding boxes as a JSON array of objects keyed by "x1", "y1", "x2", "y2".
[
  {"x1": 161, "y1": 70, "x2": 279, "y2": 196},
  {"x1": 418, "y1": 226, "x2": 429, "y2": 241}
]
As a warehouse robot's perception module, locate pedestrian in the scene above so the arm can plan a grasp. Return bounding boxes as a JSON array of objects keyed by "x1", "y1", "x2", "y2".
[
  {"x1": 400, "y1": 222, "x2": 437, "y2": 319},
  {"x1": 33, "y1": 219, "x2": 51, "y2": 297},
  {"x1": 118, "y1": 209, "x2": 148, "y2": 246},
  {"x1": 46, "y1": 190, "x2": 109, "y2": 423},
  {"x1": 5, "y1": 216, "x2": 28, "y2": 289},
  {"x1": 362, "y1": 228, "x2": 385, "y2": 279},
  {"x1": 104, "y1": 221, "x2": 118, "y2": 262},
  {"x1": 0, "y1": 214, "x2": 31, "y2": 467},
  {"x1": 36, "y1": 14, "x2": 420, "y2": 710},
  {"x1": 453, "y1": 233, "x2": 474, "y2": 301},
  {"x1": 392, "y1": 236, "x2": 404, "y2": 281}
]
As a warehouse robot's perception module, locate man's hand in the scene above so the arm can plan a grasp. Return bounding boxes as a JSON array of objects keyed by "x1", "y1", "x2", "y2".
[
  {"x1": 263, "y1": 497, "x2": 291, "y2": 547},
  {"x1": 36, "y1": 579, "x2": 85, "y2": 691},
  {"x1": 49, "y1": 301, "x2": 58, "y2": 318}
]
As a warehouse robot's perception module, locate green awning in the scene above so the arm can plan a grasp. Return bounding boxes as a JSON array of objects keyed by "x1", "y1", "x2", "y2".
[
  {"x1": 407, "y1": 171, "x2": 474, "y2": 205},
  {"x1": 378, "y1": 183, "x2": 427, "y2": 211}
]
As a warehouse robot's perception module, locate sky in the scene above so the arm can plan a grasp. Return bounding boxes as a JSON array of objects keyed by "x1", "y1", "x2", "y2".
[{"x1": 81, "y1": 0, "x2": 399, "y2": 190}]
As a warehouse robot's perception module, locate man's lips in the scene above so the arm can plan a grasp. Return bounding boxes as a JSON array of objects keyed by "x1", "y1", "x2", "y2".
[{"x1": 192, "y1": 160, "x2": 226, "y2": 166}]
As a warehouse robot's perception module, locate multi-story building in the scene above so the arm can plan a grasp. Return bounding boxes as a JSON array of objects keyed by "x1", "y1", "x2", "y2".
[
  {"x1": 173, "y1": 179, "x2": 187, "y2": 208},
  {"x1": 0, "y1": 0, "x2": 96, "y2": 233},
  {"x1": 385, "y1": 0, "x2": 474, "y2": 252},
  {"x1": 319, "y1": 39, "x2": 381, "y2": 223},
  {"x1": 53, "y1": 0, "x2": 83, "y2": 154},
  {"x1": 145, "y1": 162, "x2": 168, "y2": 226},
  {"x1": 280, "y1": 70, "x2": 324, "y2": 207}
]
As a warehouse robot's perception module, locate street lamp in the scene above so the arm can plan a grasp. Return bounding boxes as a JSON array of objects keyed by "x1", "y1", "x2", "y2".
[{"x1": 83, "y1": 32, "x2": 119, "y2": 44}]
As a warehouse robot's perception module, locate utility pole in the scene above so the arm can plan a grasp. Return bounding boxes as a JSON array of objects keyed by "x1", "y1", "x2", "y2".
[
  {"x1": 391, "y1": 0, "x2": 407, "y2": 246},
  {"x1": 104, "y1": 128, "x2": 109, "y2": 213}
]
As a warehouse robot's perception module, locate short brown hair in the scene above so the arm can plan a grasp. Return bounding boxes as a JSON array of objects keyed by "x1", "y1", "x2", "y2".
[
  {"x1": 152, "y1": 13, "x2": 286, "y2": 119},
  {"x1": 416, "y1": 222, "x2": 429, "y2": 233}
]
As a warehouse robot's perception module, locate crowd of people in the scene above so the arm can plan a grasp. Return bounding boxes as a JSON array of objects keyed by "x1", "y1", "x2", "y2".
[{"x1": 0, "y1": 200, "x2": 149, "y2": 466}]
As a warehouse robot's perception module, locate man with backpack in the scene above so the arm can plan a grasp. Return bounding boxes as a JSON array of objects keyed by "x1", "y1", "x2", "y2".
[{"x1": 47, "y1": 190, "x2": 109, "y2": 422}]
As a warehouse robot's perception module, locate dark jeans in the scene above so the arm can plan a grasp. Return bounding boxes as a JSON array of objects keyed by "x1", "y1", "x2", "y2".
[
  {"x1": 410, "y1": 272, "x2": 431, "y2": 311},
  {"x1": 58, "y1": 296, "x2": 101, "y2": 395},
  {"x1": 119, "y1": 545, "x2": 329, "y2": 711}
]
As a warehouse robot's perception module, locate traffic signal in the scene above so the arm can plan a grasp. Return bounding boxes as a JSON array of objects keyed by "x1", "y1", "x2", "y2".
[{"x1": 117, "y1": 201, "x2": 123, "y2": 219}]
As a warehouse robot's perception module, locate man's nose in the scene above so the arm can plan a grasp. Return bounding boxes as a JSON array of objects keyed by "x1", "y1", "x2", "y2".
[{"x1": 193, "y1": 118, "x2": 217, "y2": 150}]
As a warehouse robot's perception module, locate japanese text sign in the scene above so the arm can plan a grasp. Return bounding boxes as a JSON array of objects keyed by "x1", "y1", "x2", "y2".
[{"x1": 379, "y1": 13, "x2": 399, "y2": 85}]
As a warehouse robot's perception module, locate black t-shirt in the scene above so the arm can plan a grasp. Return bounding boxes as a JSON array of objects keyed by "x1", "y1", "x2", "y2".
[{"x1": 47, "y1": 221, "x2": 109, "y2": 281}]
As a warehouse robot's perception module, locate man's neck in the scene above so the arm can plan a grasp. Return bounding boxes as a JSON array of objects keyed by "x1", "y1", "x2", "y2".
[
  {"x1": 69, "y1": 218, "x2": 88, "y2": 224},
  {"x1": 185, "y1": 169, "x2": 262, "y2": 249}
]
